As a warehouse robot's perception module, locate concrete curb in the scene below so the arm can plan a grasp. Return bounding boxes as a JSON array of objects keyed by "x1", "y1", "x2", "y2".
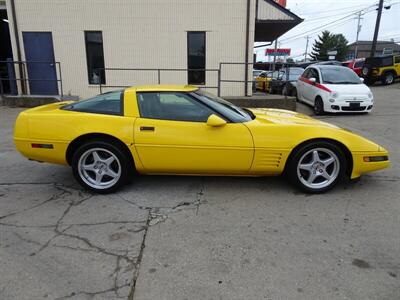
[
  {"x1": 224, "y1": 96, "x2": 296, "y2": 111},
  {"x1": 0, "y1": 95, "x2": 79, "y2": 108}
]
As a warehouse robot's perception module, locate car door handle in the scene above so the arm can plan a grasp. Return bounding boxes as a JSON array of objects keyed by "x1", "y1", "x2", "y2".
[{"x1": 140, "y1": 126, "x2": 155, "y2": 131}]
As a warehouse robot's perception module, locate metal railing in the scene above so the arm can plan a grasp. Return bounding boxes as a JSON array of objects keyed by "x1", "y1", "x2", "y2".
[
  {"x1": 96, "y1": 68, "x2": 220, "y2": 95},
  {"x1": 219, "y1": 62, "x2": 295, "y2": 97},
  {"x1": 0, "y1": 60, "x2": 63, "y2": 96}
]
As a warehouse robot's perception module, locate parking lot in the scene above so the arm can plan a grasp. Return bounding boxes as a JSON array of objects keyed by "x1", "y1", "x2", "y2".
[{"x1": 0, "y1": 83, "x2": 399, "y2": 300}]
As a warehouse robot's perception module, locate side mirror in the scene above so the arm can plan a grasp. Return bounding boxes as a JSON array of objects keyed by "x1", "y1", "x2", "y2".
[
  {"x1": 309, "y1": 77, "x2": 317, "y2": 84},
  {"x1": 207, "y1": 114, "x2": 227, "y2": 127},
  {"x1": 360, "y1": 77, "x2": 365, "y2": 83}
]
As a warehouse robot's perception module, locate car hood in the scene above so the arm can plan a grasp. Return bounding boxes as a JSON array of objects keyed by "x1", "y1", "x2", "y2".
[
  {"x1": 248, "y1": 108, "x2": 339, "y2": 128},
  {"x1": 324, "y1": 83, "x2": 371, "y2": 95}
]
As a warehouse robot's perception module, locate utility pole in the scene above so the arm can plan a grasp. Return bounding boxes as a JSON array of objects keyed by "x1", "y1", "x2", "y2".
[
  {"x1": 354, "y1": 11, "x2": 363, "y2": 58},
  {"x1": 371, "y1": 0, "x2": 384, "y2": 57},
  {"x1": 272, "y1": 39, "x2": 278, "y2": 71},
  {"x1": 304, "y1": 36, "x2": 310, "y2": 62}
]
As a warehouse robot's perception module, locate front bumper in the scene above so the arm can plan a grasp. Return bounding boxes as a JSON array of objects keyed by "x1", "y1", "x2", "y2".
[
  {"x1": 351, "y1": 150, "x2": 390, "y2": 179},
  {"x1": 325, "y1": 97, "x2": 374, "y2": 113}
]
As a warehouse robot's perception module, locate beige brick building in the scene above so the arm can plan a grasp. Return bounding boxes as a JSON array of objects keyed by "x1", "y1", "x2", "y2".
[{"x1": 3, "y1": 0, "x2": 301, "y2": 98}]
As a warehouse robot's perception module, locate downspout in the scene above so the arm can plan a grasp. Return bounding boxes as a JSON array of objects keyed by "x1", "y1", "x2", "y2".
[
  {"x1": 244, "y1": 0, "x2": 251, "y2": 96},
  {"x1": 9, "y1": 0, "x2": 26, "y2": 94}
]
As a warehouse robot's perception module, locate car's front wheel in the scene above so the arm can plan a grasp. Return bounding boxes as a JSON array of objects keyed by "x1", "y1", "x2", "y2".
[
  {"x1": 72, "y1": 140, "x2": 130, "y2": 193},
  {"x1": 286, "y1": 141, "x2": 347, "y2": 193},
  {"x1": 314, "y1": 97, "x2": 325, "y2": 115}
]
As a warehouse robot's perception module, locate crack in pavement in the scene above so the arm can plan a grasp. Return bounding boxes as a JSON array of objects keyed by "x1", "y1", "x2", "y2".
[
  {"x1": 1, "y1": 179, "x2": 207, "y2": 299},
  {"x1": 54, "y1": 283, "x2": 131, "y2": 300},
  {"x1": 128, "y1": 210, "x2": 152, "y2": 300},
  {"x1": 0, "y1": 184, "x2": 72, "y2": 220}
]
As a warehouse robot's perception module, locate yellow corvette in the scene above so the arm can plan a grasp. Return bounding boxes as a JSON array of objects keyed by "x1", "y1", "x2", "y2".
[
  {"x1": 14, "y1": 85, "x2": 389, "y2": 193},
  {"x1": 256, "y1": 71, "x2": 282, "y2": 93}
]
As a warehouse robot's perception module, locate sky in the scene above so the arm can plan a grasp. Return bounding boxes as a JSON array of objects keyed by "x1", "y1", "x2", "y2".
[{"x1": 254, "y1": 0, "x2": 400, "y2": 61}]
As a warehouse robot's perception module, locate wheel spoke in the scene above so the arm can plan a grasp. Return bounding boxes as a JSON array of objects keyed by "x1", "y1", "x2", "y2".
[
  {"x1": 322, "y1": 157, "x2": 334, "y2": 167},
  {"x1": 321, "y1": 170, "x2": 331, "y2": 180},
  {"x1": 299, "y1": 162, "x2": 313, "y2": 171},
  {"x1": 105, "y1": 168, "x2": 118, "y2": 178},
  {"x1": 95, "y1": 173, "x2": 104, "y2": 184},
  {"x1": 312, "y1": 150, "x2": 320, "y2": 163},
  {"x1": 104, "y1": 156, "x2": 115, "y2": 166},
  {"x1": 307, "y1": 172, "x2": 317, "y2": 184},
  {"x1": 92, "y1": 151, "x2": 101, "y2": 163},
  {"x1": 82, "y1": 163, "x2": 95, "y2": 171}
]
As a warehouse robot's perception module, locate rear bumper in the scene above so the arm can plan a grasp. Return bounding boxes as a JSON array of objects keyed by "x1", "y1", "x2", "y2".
[
  {"x1": 14, "y1": 138, "x2": 69, "y2": 165},
  {"x1": 351, "y1": 151, "x2": 390, "y2": 179}
]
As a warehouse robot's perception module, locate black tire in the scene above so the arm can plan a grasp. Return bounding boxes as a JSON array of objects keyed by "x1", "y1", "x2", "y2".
[
  {"x1": 314, "y1": 97, "x2": 325, "y2": 115},
  {"x1": 71, "y1": 140, "x2": 131, "y2": 193},
  {"x1": 291, "y1": 88, "x2": 298, "y2": 101},
  {"x1": 286, "y1": 141, "x2": 347, "y2": 193},
  {"x1": 382, "y1": 72, "x2": 395, "y2": 85},
  {"x1": 364, "y1": 78, "x2": 374, "y2": 86}
]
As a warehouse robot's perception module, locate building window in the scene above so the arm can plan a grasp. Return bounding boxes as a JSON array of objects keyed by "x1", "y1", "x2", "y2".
[
  {"x1": 187, "y1": 32, "x2": 206, "y2": 85},
  {"x1": 84, "y1": 31, "x2": 105, "y2": 84}
]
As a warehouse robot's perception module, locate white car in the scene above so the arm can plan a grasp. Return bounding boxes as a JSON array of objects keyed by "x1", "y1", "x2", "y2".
[{"x1": 296, "y1": 65, "x2": 374, "y2": 115}]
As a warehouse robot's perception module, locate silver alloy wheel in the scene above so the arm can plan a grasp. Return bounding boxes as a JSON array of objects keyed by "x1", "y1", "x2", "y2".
[
  {"x1": 78, "y1": 147, "x2": 121, "y2": 190},
  {"x1": 385, "y1": 73, "x2": 394, "y2": 84},
  {"x1": 297, "y1": 148, "x2": 340, "y2": 189}
]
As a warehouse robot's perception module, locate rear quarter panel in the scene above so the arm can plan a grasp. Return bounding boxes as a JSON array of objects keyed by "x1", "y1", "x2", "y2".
[{"x1": 14, "y1": 102, "x2": 136, "y2": 165}]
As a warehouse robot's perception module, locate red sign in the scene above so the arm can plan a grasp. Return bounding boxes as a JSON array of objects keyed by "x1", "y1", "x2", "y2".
[
  {"x1": 274, "y1": 0, "x2": 287, "y2": 7},
  {"x1": 266, "y1": 48, "x2": 291, "y2": 56}
]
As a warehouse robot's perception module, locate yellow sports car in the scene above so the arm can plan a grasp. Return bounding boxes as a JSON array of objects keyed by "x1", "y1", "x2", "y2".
[
  {"x1": 14, "y1": 85, "x2": 389, "y2": 194},
  {"x1": 256, "y1": 71, "x2": 283, "y2": 93}
]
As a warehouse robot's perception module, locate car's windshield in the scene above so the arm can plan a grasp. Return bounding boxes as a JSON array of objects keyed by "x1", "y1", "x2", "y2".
[
  {"x1": 320, "y1": 67, "x2": 362, "y2": 84},
  {"x1": 192, "y1": 89, "x2": 254, "y2": 122},
  {"x1": 267, "y1": 71, "x2": 283, "y2": 79},
  {"x1": 280, "y1": 68, "x2": 304, "y2": 81},
  {"x1": 253, "y1": 70, "x2": 263, "y2": 77}
]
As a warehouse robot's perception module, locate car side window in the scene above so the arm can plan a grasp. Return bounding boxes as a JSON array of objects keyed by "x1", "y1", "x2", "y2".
[
  {"x1": 302, "y1": 69, "x2": 310, "y2": 78},
  {"x1": 309, "y1": 68, "x2": 320, "y2": 83},
  {"x1": 395, "y1": 56, "x2": 400, "y2": 64},
  {"x1": 61, "y1": 90, "x2": 123, "y2": 115},
  {"x1": 137, "y1": 92, "x2": 214, "y2": 122}
]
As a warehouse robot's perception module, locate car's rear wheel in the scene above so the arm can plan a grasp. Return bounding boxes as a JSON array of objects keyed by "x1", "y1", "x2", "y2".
[
  {"x1": 286, "y1": 141, "x2": 347, "y2": 193},
  {"x1": 382, "y1": 72, "x2": 394, "y2": 85},
  {"x1": 72, "y1": 140, "x2": 130, "y2": 193},
  {"x1": 314, "y1": 97, "x2": 324, "y2": 115}
]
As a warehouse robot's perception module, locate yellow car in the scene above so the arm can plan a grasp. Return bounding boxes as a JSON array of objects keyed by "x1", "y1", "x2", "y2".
[
  {"x1": 14, "y1": 85, "x2": 389, "y2": 194},
  {"x1": 256, "y1": 71, "x2": 283, "y2": 93}
]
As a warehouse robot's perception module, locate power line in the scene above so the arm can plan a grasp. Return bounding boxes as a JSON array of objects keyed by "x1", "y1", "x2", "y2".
[{"x1": 279, "y1": 5, "x2": 378, "y2": 44}]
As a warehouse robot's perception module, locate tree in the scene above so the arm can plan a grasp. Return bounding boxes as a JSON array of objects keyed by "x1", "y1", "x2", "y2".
[{"x1": 310, "y1": 31, "x2": 349, "y2": 61}]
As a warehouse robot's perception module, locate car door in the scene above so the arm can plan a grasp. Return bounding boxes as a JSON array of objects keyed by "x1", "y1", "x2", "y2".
[
  {"x1": 307, "y1": 68, "x2": 322, "y2": 105},
  {"x1": 133, "y1": 91, "x2": 254, "y2": 174},
  {"x1": 301, "y1": 68, "x2": 320, "y2": 104},
  {"x1": 297, "y1": 69, "x2": 310, "y2": 101},
  {"x1": 256, "y1": 72, "x2": 266, "y2": 91}
]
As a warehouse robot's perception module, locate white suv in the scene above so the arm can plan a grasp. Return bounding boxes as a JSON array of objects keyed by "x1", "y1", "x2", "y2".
[{"x1": 296, "y1": 65, "x2": 374, "y2": 115}]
